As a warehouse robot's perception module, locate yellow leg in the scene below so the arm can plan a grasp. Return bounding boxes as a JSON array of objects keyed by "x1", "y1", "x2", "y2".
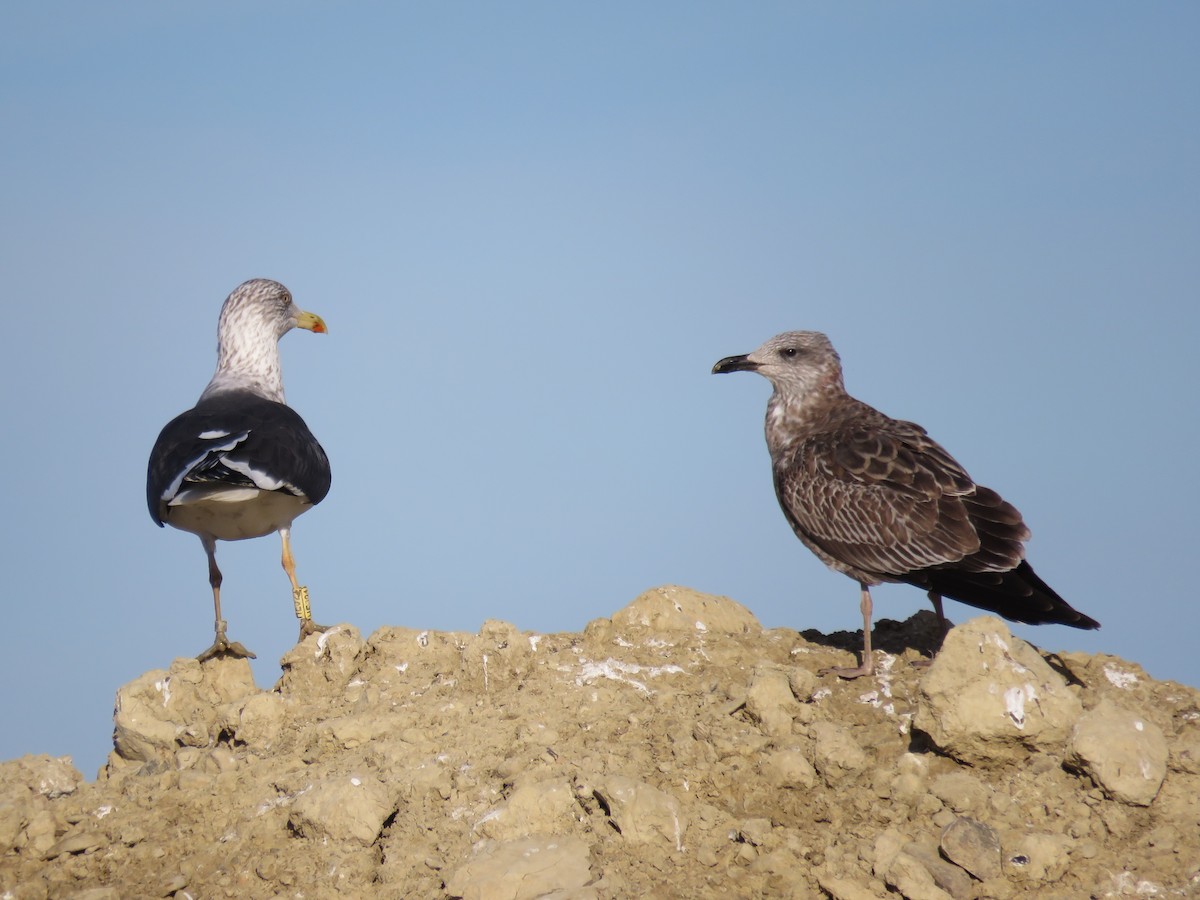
[{"x1": 280, "y1": 527, "x2": 327, "y2": 641}]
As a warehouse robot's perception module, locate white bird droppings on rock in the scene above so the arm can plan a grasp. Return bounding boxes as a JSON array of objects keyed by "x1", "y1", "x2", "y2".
[
  {"x1": 914, "y1": 617, "x2": 1082, "y2": 765},
  {"x1": 3, "y1": 596, "x2": 1198, "y2": 897}
]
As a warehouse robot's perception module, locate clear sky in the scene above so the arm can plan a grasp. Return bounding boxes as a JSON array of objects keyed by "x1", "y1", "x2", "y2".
[{"x1": 2, "y1": 3, "x2": 1196, "y2": 777}]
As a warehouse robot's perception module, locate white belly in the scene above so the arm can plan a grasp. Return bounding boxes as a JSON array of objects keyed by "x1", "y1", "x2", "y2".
[{"x1": 165, "y1": 487, "x2": 312, "y2": 541}]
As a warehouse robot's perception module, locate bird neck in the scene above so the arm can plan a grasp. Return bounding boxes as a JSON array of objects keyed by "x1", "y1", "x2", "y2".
[
  {"x1": 764, "y1": 374, "x2": 846, "y2": 454},
  {"x1": 199, "y1": 330, "x2": 287, "y2": 404}
]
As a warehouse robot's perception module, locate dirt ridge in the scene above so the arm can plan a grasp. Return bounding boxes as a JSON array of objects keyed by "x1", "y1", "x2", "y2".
[{"x1": 1, "y1": 585, "x2": 1197, "y2": 898}]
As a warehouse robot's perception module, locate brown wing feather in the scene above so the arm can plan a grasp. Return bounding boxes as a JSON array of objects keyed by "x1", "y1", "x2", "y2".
[{"x1": 772, "y1": 413, "x2": 1016, "y2": 581}]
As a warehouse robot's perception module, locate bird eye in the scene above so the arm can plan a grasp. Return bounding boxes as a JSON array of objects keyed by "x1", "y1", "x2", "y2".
[{"x1": 780, "y1": 347, "x2": 799, "y2": 358}]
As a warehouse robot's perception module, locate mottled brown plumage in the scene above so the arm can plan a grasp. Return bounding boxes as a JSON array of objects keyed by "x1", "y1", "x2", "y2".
[{"x1": 713, "y1": 330, "x2": 1097, "y2": 677}]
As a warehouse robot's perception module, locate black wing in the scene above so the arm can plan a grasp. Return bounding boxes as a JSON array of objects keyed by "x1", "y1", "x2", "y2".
[{"x1": 147, "y1": 391, "x2": 331, "y2": 526}]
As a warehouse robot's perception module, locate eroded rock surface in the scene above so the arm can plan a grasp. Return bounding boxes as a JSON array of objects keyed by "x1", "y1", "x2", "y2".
[{"x1": 1, "y1": 586, "x2": 1198, "y2": 899}]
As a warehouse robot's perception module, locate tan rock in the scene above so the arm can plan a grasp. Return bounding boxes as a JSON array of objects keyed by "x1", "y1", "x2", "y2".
[
  {"x1": 761, "y1": 748, "x2": 817, "y2": 789},
  {"x1": 445, "y1": 835, "x2": 592, "y2": 900},
  {"x1": 226, "y1": 691, "x2": 288, "y2": 750},
  {"x1": 939, "y1": 816, "x2": 1002, "y2": 881},
  {"x1": 1067, "y1": 699, "x2": 1168, "y2": 806},
  {"x1": 745, "y1": 665, "x2": 801, "y2": 736},
  {"x1": 612, "y1": 585, "x2": 761, "y2": 634},
  {"x1": 288, "y1": 773, "x2": 396, "y2": 846},
  {"x1": 477, "y1": 779, "x2": 578, "y2": 841},
  {"x1": 914, "y1": 617, "x2": 1083, "y2": 765},
  {"x1": 276, "y1": 623, "x2": 365, "y2": 697},
  {"x1": 1002, "y1": 831, "x2": 1072, "y2": 884},
  {"x1": 811, "y1": 721, "x2": 868, "y2": 783},
  {"x1": 591, "y1": 775, "x2": 686, "y2": 849}
]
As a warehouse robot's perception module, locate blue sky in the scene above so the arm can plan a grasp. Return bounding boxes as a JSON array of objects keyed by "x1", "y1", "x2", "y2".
[{"x1": 2, "y1": 3, "x2": 1196, "y2": 777}]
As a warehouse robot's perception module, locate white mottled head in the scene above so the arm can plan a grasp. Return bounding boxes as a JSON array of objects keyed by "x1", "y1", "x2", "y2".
[{"x1": 199, "y1": 279, "x2": 326, "y2": 404}]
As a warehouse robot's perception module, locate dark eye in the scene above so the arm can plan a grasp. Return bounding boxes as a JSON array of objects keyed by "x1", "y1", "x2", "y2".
[{"x1": 780, "y1": 347, "x2": 799, "y2": 358}]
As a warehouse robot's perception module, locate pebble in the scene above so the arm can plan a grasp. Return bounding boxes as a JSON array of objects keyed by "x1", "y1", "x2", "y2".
[{"x1": 939, "y1": 817, "x2": 1002, "y2": 881}]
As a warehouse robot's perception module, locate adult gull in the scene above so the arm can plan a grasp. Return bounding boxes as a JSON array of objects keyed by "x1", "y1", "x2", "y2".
[
  {"x1": 713, "y1": 330, "x2": 1098, "y2": 678},
  {"x1": 147, "y1": 279, "x2": 332, "y2": 661}
]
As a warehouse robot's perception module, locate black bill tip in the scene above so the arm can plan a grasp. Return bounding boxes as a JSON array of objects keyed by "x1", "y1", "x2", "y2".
[{"x1": 712, "y1": 354, "x2": 758, "y2": 375}]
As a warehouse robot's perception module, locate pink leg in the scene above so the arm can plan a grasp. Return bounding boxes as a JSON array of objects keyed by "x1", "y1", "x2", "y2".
[{"x1": 820, "y1": 583, "x2": 876, "y2": 679}]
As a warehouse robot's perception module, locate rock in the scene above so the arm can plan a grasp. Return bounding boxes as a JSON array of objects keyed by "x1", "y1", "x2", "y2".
[
  {"x1": 928, "y1": 772, "x2": 992, "y2": 816},
  {"x1": 901, "y1": 842, "x2": 974, "y2": 899},
  {"x1": 276, "y1": 624, "x2": 365, "y2": 697},
  {"x1": 288, "y1": 773, "x2": 396, "y2": 846},
  {"x1": 0, "y1": 755, "x2": 84, "y2": 857},
  {"x1": 744, "y1": 666, "x2": 800, "y2": 736},
  {"x1": 817, "y1": 874, "x2": 890, "y2": 900},
  {"x1": 881, "y1": 848, "x2": 955, "y2": 900},
  {"x1": 872, "y1": 828, "x2": 904, "y2": 878},
  {"x1": 14, "y1": 808, "x2": 57, "y2": 857},
  {"x1": 810, "y1": 721, "x2": 868, "y2": 783},
  {"x1": 1170, "y1": 728, "x2": 1200, "y2": 775},
  {"x1": 444, "y1": 836, "x2": 592, "y2": 900},
  {"x1": 3, "y1": 597, "x2": 1200, "y2": 898},
  {"x1": 761, "y1": 748, "x2": 817, "y2": 789},
  {"x1": 787, "y1": 666, "x2": 820, "y2": 702},
  {"x1": 0, "y1": 800, "x2": 25, "y2": 851},
  {"x1": 112, "y1": 656, "x2": 257, "y2": 764},
  {"x1": 612, "y1": 585, "x2": 761, "y2": 634},
  {"x1": 913, "y1": 617, "x2": 1083, "y2": 765},
  {"x1": 110, "y1": 669, "x2": 180, "y2": 763},
  {"x1": 1002, "y1": 831, "x2": 1072, "y2": 884},
  {"x1": 477, "y1": 779, "x2": 578, "y2": 841},
  {"x1": 0, "y1": 756, "x2": 83, "y2": 800},
  {"x1": 1066, "y1": 699, "x2": 1168, "y2": 806},
  {"x1": 735, "y1": 816, "x2": 773, "y2": 847},
  {"x1": 940, "y1": 817, "x2": 1002, "y2": 881},
  {"x1": 43, "y1": 829, "x2": 105, "y2": 859},
  {"x1": 223, "y1": 691, "x2": 288, "y2": 750},
  {"x1": 458, "y1": 620, "x2": 534, "y2": 690},
  {"x1": 308, "y1": 711, "x2": 400, "y2": 754},
  {"x1": 1, "y1": 879, "x2": 49, "y2": 900},
  {"x1": 890, "y1": 753, "x2": 931, "y2": 802},
  {"x1": 591, "y1": 775, "x2": 686, "y2": 849}
]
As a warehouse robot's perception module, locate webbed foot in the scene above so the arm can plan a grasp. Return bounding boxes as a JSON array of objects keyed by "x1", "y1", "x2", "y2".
[
  {"x1": 197, "y1": 632, "x2": 257, "y2": 662},
  {"x1": 819, "y1": 662, "x2": 875, "y2": 679},
  {"x1": 298, "y1": 618, "x2": 330, "y2": 641}
]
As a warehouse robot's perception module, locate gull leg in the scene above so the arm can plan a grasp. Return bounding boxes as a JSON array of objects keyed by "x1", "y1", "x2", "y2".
[
  {"x1": 280, "y1": 527, "x2": 327, "y2": 641},
  {"x1": 929, "y1": 590, "x2": 951, "y2": 645},
  {"x1": 196, "y1": 536, "x2": 255, "y2": 662},
  {"x1": 909, "y1": 591, "x2": 950, "y2": 670},
  {"x1": 820, "y1": 583, "x2": 876, "y2": 679}
]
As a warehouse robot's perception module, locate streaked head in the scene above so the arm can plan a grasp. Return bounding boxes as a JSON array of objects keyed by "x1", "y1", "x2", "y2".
[
  {"x1": 202, "y1": 279, "x2": 328, "y2": 403},
  {"x1": 219, "y1": 279, "x2": 327, "y2": 342},
  {"x1": 712, "y1": 331, "x2": 842, "y2": 397}
]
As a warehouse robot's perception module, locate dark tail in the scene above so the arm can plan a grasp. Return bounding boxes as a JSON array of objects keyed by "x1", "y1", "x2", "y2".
[{"x1": 905, "y1": 560, "x2": 1100, "y2": 630}]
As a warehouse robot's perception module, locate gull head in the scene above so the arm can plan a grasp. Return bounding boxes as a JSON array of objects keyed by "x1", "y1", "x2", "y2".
[{"x1": 712, "y1": 330, "x2": 842, "y2": 399}]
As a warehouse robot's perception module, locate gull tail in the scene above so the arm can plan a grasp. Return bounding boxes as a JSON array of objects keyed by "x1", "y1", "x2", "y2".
[{"x1": 907, "y1": 560, "x2": 1100, "y2": 630}]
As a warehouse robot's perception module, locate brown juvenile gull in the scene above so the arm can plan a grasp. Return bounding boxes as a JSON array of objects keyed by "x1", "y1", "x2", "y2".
[
  {"x1": 713, "y1": 330, "x2": 1098, "y2": 678},
  {"x1": 147, "y1": 279, "x2": 332, "y2": 661}
]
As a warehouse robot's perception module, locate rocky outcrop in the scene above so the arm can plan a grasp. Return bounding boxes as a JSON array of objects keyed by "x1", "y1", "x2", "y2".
[{"x1": 1, "y1": 586, "x2": 1197, "y2": 898}]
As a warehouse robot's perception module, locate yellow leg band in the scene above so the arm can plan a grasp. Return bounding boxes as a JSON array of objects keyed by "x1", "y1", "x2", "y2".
[{"x1": 293, "y1": 586, "x2": 312, "y2": 621}]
